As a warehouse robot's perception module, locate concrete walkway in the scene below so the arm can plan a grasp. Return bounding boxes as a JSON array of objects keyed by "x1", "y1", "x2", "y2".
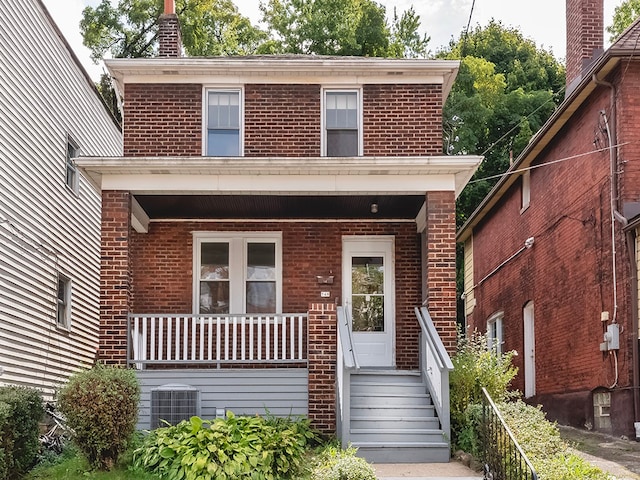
[{"x1": 374, "y1": 461, "x2": 482, "y2": 479}]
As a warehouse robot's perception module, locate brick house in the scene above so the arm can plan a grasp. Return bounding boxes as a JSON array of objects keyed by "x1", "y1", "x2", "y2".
[
  {"x1": 458, "y1": 0, "x2": 640, "y2": 437},
  {"x1": 77, "y1": 1, "x2": 481, "y2": 462}
]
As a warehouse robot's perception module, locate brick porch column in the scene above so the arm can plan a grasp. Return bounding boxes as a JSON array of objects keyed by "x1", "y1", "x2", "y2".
[
  {"x1": 99, "y1": 191, "x2": 131, "y2": 365},
  {"x1": 307, "y1": 303, "x2": 337, "y2": 435},
  {"x1": 425, "y1": 191, "x2": 457, "y2": 355}
]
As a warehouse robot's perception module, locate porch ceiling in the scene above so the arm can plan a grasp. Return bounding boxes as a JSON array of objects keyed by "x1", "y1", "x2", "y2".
[{"x1": 134, "y1": 194, "x2": 425, "y2": 220}]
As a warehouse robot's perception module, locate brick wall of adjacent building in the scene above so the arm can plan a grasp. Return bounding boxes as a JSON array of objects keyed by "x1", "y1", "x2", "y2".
[
  {"x1": 123, "y1": 83, "x2": 443, "y2": 157},
  {"x1": 467, "y1": 72, "x2": 636, "y2": 435}
]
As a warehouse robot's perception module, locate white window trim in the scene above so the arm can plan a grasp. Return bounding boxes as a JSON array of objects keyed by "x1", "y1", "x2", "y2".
[
  {"x1": 202, "y1": 86, "x2": 244, "y2": 157},
  {"x1": 487, "y1": 311, "x2": 504, "y2": 354},
  {"x1": 321, "y1": 87, "x2": 363, "y2": 157},
  {"x1": 65, "y1": 137, "x2": 79, "y2": 194},
  {"x1": 521, "y1": 170, "x2": 530, "y2": 213},
  {"x1": 56, "y1": 274, "x2": 72, "y2": 330},
  {"x1": 192, "y1": 232, "x2": 282, "y2": 314}
]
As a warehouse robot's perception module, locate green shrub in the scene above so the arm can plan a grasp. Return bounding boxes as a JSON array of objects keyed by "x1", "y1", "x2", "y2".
[
  {"x1": 499, "y1": 400, "x2": 611, "y2": 480},
  {"x1": 58, "y1": 364, "x2": 140, "y2": 471},
  {"x1": 135, "y1": 412, "x2": 316, "y2": 480},
  {"x1": 310, "y1": 445, "x2": 376, "y2": 480},
  {"x1": 0, "y1": 386, "x2": 44, "y2": 479},
  {"x1": 449, "y1": 330, "x2": 518, "y2": 453}
]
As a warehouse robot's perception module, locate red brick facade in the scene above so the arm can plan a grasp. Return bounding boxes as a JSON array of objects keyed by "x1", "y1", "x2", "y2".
[
  {"x1": 425, "y1": 191, "x2": 457, "y2": 353},
  {"x1": 99, "y1": 191, "x2": 132, "y2": 365},
  {"x1": 100, "y1": 73, "x2": 459, "y2": 434},
  {"x1": 122, "y1": 83, "x2": 443, "y2": 157},
  {"x1": 467, "y1": 62, "x2": 639, "y2": 435},
  {"x1": 128, "y1": 220, "x2": 423, "y2": 369}
]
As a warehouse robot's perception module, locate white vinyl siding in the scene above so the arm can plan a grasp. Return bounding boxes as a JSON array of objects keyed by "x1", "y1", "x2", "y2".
[{"x1": 0, "y1": 0, "x2": 121, "y2": 398}]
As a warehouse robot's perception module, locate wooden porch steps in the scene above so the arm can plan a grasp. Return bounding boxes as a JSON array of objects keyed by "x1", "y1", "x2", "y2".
[{"x1": 349, "y1": 369, "x2": 449, "y2": 463}]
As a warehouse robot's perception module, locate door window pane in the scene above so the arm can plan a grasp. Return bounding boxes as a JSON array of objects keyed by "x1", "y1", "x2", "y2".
[{"x1": 351, "y1": 256, "x2": 384, "y2": 332}]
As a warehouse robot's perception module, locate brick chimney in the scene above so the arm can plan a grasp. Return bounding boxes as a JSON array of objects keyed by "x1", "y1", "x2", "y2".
[
  {"x1": 158, "y1": 0, "x2": 182, "y2": 57},
  {"x1": 566, "y1": 0, "x2": 604, "y2": 93}
]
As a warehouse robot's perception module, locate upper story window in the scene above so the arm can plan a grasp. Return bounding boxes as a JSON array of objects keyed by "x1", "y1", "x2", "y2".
[
  {"x1": 323, "y1": 89, "x2": 361, "y2": 156},
  {"x1": 521, "y1": 170, "x2": 531, "y2": 212},
  {"x1": 57, "y1": 274, "x2": 71, "y2": 329},
  {"x1": 194, "y1": 233, "x2": 282, "y2": 315},
  {"x1": 487, "y1": 311, "x2": 504, "y2": 355},
  {"x1": 66, "y1": 139, "x2": 79, "y2": 193},
  {"x1": 206, "y1": 89, "x2": 241, "y2": 156}
]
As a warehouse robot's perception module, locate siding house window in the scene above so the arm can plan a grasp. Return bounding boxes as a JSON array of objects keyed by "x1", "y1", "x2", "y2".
[
  {"x1": 324, "y1": 90, "x2": 360, "y2": 156},
  {"x1": 206, "y1": 90, "x2": 241, "y2": 156},
  {"x1": 194, "y1": 233, "x2": 281, "y2": 314},
  {"x1": 487, "y1": 311, "x2": 504, "y2": 354},
  {"x1": 66, "y1": 140, "x2": 78, "y2": 192},
  {"x1": 57, "y1": 275, "x2": 71, "y2": 328}
]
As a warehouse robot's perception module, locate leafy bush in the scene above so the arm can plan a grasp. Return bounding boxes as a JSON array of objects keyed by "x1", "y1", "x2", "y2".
[
  {"x1": 0, "y1": 386, "x2": 44, "y2": 479},
  {"x1": 135, "y1": 412, "x2": 316, "y2": 479},
  {"x1": 58, "y1": 364, "x2": 140, "y2": 470},
  {"x1": 449, "y1": 330, "x2": 518, "y2": 453},
  {"x1": 499, "y1": 401, "x2": 611, "y2": 480},
  {"x1": 310, "y1": 445, "x2": 376, "y2": 480}
]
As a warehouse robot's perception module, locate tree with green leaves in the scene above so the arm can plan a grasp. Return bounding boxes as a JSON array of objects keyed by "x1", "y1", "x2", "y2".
[
  {"x1": 81, "y1": 0, "x2": 267, "y2": 60},
  {"x1": 438, "y1": 21, "x2": 565, "y2": 326},
  {"x1": 259, "y1": 0, "x2": 429, "y2": 57},
  {"x1": 607, "y1": 0, "x2": 640, "y2": 42},
  {"x1": 438, "y1": 20, "x2": 565, "y2": 228}
]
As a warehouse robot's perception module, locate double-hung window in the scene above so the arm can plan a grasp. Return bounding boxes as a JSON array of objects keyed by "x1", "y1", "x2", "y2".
[
  {"x1": 324, "y1": 90, "x2": 360, "y2": 156},
  {"x1": 66, "y1": 139, "x2": 79, "y2": 192},
  {"x1": 206, "y1": 90, "x2": 241, "y2": 156},
  {"x1": 195, "y1": 233, "x2": 281, "y2": 314},
  {"x1": 487, "y1": 311, "x2": 504, "y2": 355},
  {"x1": 57, "y1": 274, "x2": 71, "y2": 329}
]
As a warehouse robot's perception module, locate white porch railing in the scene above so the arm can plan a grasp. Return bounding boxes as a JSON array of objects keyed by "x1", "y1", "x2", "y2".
[
  {"x1": 415, "y1": 306, "x2": 454, "y2": 447},
  {"x1": 128, "y1": 313, "x2": 307, "y2": 368},
  {"x1": 336, "y1": 306, "x2": 359, "y2": 445}
]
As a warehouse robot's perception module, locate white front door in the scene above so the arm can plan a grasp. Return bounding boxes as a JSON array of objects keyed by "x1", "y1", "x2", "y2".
[
  {"x1": 523, "y1": 302, "x2": 536, "y2": 398},
  {"x1": 343, "y1": 237, "x2": 395, "y2": 367}
]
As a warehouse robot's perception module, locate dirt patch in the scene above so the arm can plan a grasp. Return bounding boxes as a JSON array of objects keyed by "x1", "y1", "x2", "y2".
[{"x1": 559, "y1": 425, "x2": 640, "y2": 478}]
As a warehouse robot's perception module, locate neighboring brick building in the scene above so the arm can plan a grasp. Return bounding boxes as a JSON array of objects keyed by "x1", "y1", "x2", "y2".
[
  {"x1": 77, "y1": 1, "x2": 481, "y2": 463},
  {"x1": 458, "y1": 0, "x2": 640, "y2": 437}
]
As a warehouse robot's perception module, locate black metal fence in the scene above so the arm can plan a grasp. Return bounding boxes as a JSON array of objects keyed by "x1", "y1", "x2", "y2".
[{"x1": 481, "y1": 388, "x2": 538, "y2": 480}]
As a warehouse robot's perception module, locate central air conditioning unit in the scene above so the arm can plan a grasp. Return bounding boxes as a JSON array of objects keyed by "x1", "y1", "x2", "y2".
[{"x1": 150, "y1": 384, "x2": 200, "y2": 429}]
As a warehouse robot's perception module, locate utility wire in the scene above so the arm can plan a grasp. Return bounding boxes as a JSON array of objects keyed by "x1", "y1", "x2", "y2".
[
  {"x1": 460, "y1": 0, "x2": 477, "y2": 57},
  {"x1": 467, "y1": 142, "x2": 629, "y2": 185}
]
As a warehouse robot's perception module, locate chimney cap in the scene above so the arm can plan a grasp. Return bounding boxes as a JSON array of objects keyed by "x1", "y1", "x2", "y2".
[{"x1": 164, "y1": 0, "x2": 175, "y2": 15}]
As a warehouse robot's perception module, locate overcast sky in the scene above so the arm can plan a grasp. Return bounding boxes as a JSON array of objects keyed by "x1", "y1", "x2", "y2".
[{"x1": 42, "y1": 0, "x2": 624, "y2": 81}]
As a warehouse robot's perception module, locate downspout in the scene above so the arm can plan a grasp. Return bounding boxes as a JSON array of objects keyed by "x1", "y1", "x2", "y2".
[{"x1": 592, "y1": 74, "x2": 638, "y2": 411}]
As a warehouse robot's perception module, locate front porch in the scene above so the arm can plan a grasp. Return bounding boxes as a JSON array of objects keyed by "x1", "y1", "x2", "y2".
[{"x1": 125, "y1": 304, "x2": 453, "y2": 463}]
